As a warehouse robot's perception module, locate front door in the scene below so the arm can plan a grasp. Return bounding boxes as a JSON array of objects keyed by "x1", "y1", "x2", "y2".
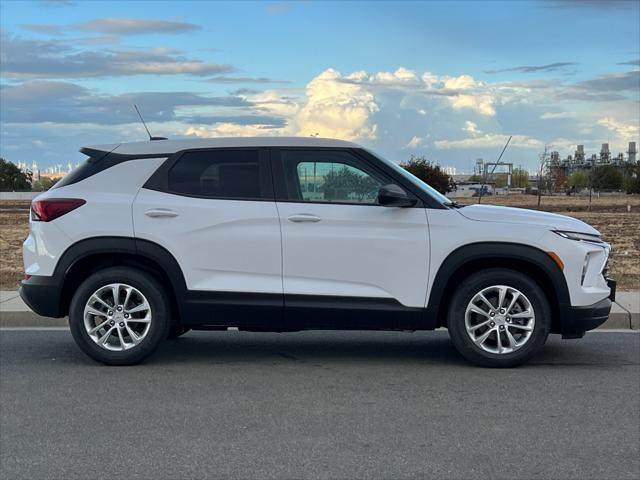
[{"x1": 272, "y1": 148, "x2": 430, "y2": 329}]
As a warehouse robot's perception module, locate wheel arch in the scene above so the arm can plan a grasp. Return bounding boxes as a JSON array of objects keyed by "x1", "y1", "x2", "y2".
[
  {"x1": 54, "y1": 237, "x2": 187, "y2": 320},
  {"x1": 426, "y1": 242, "x2": 571, "y2": 334}
]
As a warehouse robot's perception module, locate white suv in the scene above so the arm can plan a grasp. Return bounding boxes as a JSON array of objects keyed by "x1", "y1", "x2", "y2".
[{"x1": 20, "y1": 137, "x2": 615, "y2": 366}]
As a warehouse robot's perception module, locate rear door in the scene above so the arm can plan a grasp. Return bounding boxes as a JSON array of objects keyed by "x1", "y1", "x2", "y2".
[
  {"x1": 133, "y1": 148, "x2": 283, "y2": 327},
  {"x1": 272, "y1": 148, "x2": 430, "y2": 329}
]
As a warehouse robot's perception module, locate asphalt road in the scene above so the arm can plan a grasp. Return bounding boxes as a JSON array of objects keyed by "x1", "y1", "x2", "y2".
[{"x1": 1, "y1": 330, "x2": 638, "y2": 480}]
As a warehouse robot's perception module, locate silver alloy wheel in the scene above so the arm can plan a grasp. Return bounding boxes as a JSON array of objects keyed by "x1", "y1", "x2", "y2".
[
  {"x1": 83, "y1": 283, "x2": 152, "y2": 351},
  {"x1": 464, "y1": 285, "x2": 535, "y2": 354}
]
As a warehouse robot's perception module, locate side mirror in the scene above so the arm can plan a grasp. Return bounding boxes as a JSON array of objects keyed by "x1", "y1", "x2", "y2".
[{"x1": 377, "y1": 184, "x2": 417, "y2": 207}]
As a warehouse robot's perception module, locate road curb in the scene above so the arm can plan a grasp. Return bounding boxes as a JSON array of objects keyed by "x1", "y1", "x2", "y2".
[{"x1": 1, "y1": 310, "x2": 637, "y2": 329}]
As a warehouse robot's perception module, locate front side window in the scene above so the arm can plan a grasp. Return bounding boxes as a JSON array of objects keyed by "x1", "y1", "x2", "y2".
[
  {"x1": 167, "y1": 149, "x2": 264, "y2": 199},
  {"x1": 281, "y1": 150, "x2": 386, "y2": 204}
]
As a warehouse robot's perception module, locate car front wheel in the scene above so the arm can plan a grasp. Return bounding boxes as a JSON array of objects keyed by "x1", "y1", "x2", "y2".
[{"x1": 447, "y1": 268, "x2": 551, "y2": 367}]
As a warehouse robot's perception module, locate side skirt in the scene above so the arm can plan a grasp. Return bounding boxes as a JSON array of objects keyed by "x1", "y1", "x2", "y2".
[{"x1": 180, "y1": 292, "x2": 437, "y2": 331}]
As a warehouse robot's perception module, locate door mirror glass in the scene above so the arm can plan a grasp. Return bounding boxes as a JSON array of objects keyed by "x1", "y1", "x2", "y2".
[{"x1": 377, "y1": 184, "x2": 417, "y2": 207}]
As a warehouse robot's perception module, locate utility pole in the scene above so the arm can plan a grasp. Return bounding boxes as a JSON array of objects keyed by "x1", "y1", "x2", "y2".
[{"x1": 478, "y1": 136, "x2": 512, "y2": 204}]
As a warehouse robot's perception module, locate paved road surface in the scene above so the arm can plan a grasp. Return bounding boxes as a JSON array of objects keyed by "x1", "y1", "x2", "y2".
[{"x1": 1, "y1": 330, "x2": 638, "y2": 480}]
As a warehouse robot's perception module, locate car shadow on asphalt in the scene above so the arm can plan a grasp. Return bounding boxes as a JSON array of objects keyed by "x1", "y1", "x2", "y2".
[
  {"x1": 3, "y1": 330, "x2": 637, "y2": 368},
  {"x1": 150, "y1": 331, "x2": 469, "y2": 367}
]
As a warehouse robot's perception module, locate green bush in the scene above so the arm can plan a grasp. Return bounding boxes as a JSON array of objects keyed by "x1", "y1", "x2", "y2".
[
  {"x1": 624, "y1": 164, "x2": 640, "y2": 194},
  {"x1": 0, "y1": 158, "x2": 32, "y2": 191},
  {"x1": 568, "y1": 170, "x2": 590, "y2": 190},
  {"x1": 592, "y1": 165, "x2": 623, "y2": 191},
  {"x1": 400, "y1": 156, "x2": 454, "y2": 194}
]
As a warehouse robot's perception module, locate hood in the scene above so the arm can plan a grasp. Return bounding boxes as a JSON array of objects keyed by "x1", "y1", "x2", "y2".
[{"x1": 457, "y1": 204, "x2": 600, "y2": 235}]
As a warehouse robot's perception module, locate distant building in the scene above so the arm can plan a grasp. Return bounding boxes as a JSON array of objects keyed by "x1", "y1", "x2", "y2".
[
  {"x1": 16, "y1": 160, "x2": 80, "y2": 182},
  {"x1": 548, "y1": 141, "x2": 637, "y2": 178}
]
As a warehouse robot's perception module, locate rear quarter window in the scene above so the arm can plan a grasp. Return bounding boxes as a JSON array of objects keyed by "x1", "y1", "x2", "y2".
[
  {"x1": 52, "y1": 157, "x2": 93, "y2": 189},
  {"x1": 146, "y1": 148, "x2": 273, "y2": 201}
]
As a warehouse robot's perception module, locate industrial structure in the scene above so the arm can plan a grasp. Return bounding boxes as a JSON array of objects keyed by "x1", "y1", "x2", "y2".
[
  {"x1": 547, "y1": 141, "x2": 637, "y2": 182},
  {"x1": 16, "y1": 160, "x2": 80, "y2": 181}
]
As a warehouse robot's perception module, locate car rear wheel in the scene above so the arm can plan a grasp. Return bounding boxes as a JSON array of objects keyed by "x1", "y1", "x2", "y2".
[
  {"x1": 447, "y1": 268, "x2": 551, "y2": 367},
  {"x1": 69, "y1": 267, "x2": 170, "y2": 365}
]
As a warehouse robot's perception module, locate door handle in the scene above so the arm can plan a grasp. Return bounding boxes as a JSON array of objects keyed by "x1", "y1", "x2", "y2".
[
  {"x1": 287, "y1": 214, "x2": 321, "y2": 223},
  {"x1": 145, "y1": 208, "x2": 179, "y2": 218}
]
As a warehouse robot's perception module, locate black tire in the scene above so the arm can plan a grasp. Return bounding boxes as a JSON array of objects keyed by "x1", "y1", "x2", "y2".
[
  {"x1": 69, "y1": 267, "x2": 171, "y2": 365},
  {"x1": 167, "y1": 324, "x2": 191, "y2": 339},
  {"x1": 447, "y1": 268, "x2": 551, "y2": 367}
]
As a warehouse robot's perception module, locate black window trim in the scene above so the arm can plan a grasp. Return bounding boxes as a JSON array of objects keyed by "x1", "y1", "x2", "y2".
[
  {"x1": 143, "y1": 147, "x2": 275, "y2": 202},
  {"x1": 353, "y1": 148, "x2": 447, "y2": 209}
]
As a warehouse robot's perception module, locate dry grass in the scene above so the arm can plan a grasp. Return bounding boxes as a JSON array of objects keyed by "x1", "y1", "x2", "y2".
[
  {"x1": 0, "y1": 203, "x2": 29, "y2": 290},
  {"x1": 1, "y1": 196, "x2": 639, "y2": 290}
]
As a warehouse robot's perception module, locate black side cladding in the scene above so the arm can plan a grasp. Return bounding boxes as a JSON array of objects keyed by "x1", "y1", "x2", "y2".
[{"x1": 53, "y1": 146, "x2": 171, "y2": 189}]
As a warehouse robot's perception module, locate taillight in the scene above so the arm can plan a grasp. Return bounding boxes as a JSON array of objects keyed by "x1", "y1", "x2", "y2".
[{"x1": 31, "y1": 198, "x2": 86, "y2": 222}]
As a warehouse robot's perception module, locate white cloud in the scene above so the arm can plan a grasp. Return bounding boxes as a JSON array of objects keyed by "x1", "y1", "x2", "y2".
[
  {"x1": 597, "y1": 117, "x2": 640, "y2": 140},
  {"x1": 449, "y1": 94, "x2": 496, "y2": 116},
  {"x1": 293, "y1": 69, "x2": 379, "y2": 140},
  {"x1": 182, "y1": 70, "x2": 380, "y2": 141},
  {"x1": 434, "y1": 134, "x2": 543, "y2": 150},
  {"x1": 185, "y1": 123, "x2": 282, "y2": 138},
  {"x1": 443, "y1": 74, "x2": 479, "y2": 90},
  {"x1": 404, "y1": 136, "x2": 424, "y2": 149},
  {"x1": 540, "y1": 111, "x2": 576, "y2": 119},
  {"x1": 179, "y1": 66, "x2": 636, "y2": 163},
  {"x1": 344, "y1": 67, "x2": 419, "y2": 85},
  {"x1": 463, "y1": 121, "x2": 481, "y2": 136}
]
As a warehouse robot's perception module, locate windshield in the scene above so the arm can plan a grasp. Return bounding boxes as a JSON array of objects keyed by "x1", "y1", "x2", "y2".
[{"x1": 367, "y1": 149, "x2": 452, "y2": 205}]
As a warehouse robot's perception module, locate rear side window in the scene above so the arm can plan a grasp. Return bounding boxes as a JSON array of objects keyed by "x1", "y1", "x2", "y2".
[
  {"x1": 52, "y1": 157, "x2": 93, "y2": 189},
  {"x1": 166, "y1": 149, "x2": 268, "y2": 200}
]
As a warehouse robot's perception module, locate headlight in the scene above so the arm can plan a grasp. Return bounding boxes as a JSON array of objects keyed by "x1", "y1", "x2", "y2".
[{"x1": 553, "y1": 230, "x2": 604, "y2": 244}]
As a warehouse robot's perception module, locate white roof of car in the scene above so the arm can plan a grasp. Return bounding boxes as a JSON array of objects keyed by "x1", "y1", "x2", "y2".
[{"x1": 84, "y1": 137, "x2": 362, "y2": 156}]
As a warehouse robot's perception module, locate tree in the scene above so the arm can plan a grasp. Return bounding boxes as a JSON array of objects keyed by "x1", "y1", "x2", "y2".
[
  {"x1": 32, "y1": 176, "x2": 58, "y2": 191},
  {"x1": 592, "y1": 165, "x2": 623, "y2": 191},
  {"x1": 623, "y1": 163, "x2": 640, "y2": 194},
  {"x1": 554, "y1": 171, "x2": 568, "y2": 192},
  {"x1": 569, "y1": 170, "x2": 590, "y2": 190},
  {"x1": 494, "y1": 173, "x2": 509, "y2": 188},
  {"x1": 321, "y1": 166, "x2": 379, "y2": 202},
  {"x1": 511, "y1": 168, "x2": 529, "y2": 188},
  {"x1": 0, "y1": 158, "x2": 32, "y2": 191},
  {"x1": 468, "y1": 174, "x2": 482, "y2": 183},
  {"x1": 400, "y1": 156, "x2": 454, "y2": 194}
]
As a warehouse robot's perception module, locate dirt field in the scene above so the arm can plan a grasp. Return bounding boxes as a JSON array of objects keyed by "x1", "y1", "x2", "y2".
[{"x1": 1, "y1": 196, "x2": 638, "y2": 290}]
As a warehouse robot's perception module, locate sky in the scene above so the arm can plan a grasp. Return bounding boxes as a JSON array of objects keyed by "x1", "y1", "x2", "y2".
[{"x1": 1, "y1": 0, "x2": 639, "y2": 173}]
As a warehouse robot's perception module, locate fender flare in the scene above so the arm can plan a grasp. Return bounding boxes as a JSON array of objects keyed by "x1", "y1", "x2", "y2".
[
  {"x1": 425, "y1": 242, "x2": 571, "y2": 332},
  {"x1": 52, "y1": 236, "x2": 188, "y2": 316}
]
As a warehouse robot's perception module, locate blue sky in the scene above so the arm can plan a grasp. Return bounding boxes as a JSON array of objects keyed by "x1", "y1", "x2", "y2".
[{"x1": 1, "y1": 0, "x2": 638, "y2": 172}]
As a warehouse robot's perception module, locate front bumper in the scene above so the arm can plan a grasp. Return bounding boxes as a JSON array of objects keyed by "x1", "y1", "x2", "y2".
[
  {"x1": 19, "y1": 276, "x2": 64, "y2": 318},
  {"x1": 561, "y1": 296, "x2": 612, "y2": 339}
]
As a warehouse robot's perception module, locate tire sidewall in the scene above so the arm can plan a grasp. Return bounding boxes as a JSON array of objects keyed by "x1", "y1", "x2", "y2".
[
  {"x1": 69, "y1": 267, "x2": 170, "y2": 365},
  {"x1": 447, "y1": 268, "x2": 551, "y2": 367}
]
